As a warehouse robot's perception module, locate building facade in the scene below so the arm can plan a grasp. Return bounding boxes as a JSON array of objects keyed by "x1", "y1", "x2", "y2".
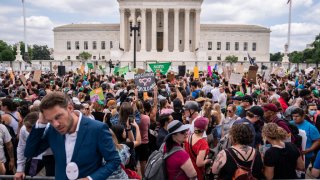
[{"x1": 53, "y1": 0, "x2": 271, "y2": 68}]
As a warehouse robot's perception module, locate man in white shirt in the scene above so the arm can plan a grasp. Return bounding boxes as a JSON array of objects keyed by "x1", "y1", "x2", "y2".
[
  {"x1": 218, "y1": 85, "x2": 227, "y2": 113},
  {"x1": 24, "y1": 92, "x2": 120, "y2": 180},
  {"x1": 211, "y1": 82, "x2": 221, "y2": 103}
]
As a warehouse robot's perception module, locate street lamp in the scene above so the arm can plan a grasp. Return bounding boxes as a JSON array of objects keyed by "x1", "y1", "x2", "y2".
[{"x1": 129, "y1": 16, "x2": 141, "y2": 69}]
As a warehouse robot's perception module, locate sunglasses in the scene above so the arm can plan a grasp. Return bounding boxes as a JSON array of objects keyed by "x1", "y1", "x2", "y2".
[
  {"x1": 85, "y1": 108, "x2": 90, "y2": 110},
  {"x1": 227, "y1": 110, "x2": 233, "y2": 113},
  {"x1": 178, "y1": 130, "x2": 188, "y2": 135}
]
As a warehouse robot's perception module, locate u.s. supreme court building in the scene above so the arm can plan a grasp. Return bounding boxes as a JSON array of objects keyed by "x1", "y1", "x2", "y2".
[{"x1": 53, "y1": 0, "x2": 271, "y2": 70}]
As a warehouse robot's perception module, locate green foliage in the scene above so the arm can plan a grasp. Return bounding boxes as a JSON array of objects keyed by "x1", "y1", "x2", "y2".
[
  {"x1": 288, "y1": 51, "x2": 303, "y2": 63},
  {"x1": 32, "y1": 45, "x2": 50, "y2": 60},
  {"x1": 0, "y1": 48, "x2": 15, "y2": 61},
  {"x1": 270, "y1": 52, "x2": 283, "y2": 62},
  {"x1": 225, "y1": 55, "x2": 238, "y2": 63},
  {"x1": 79, "y1": 51, "x2": 92, "y2": 61}
]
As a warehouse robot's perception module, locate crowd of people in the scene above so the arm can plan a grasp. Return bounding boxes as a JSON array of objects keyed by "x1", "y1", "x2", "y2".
[{"x1": 0, "y1": 65, "x2": 319, "y2": 180}]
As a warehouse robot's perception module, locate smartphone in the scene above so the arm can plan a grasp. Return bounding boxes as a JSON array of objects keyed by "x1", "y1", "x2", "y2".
[{"x1": 128, "y1": 115, "x2": 134, "y2": 124}]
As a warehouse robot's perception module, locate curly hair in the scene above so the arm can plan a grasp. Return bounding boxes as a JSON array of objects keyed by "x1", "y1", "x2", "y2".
[
  {"x1": 229, "y1": 124, "x2": 254, "y2": 145},
  {"x1": 262, "y1": 123, "x2": 288, "y2": 141}
]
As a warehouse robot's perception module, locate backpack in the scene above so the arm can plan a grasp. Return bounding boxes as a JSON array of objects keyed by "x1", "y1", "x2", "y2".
[
  {"x1": 144, "y1": 144, "x2": 183, "y2": 180},
  {"x1": 225, "y1": 148, "x2": 257, "y2": 180}
]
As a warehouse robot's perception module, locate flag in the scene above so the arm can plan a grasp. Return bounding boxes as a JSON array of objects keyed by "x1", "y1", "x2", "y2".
[
  {"x1": 214, "y1": 64, "x2": 218, "y2": 71},
  {"x1": 248, "y1": 53, "x2": 256, "y2": 66},
  {"x1": 287, "y1": 0, "x2": 291, "y2": 4},
  {"x1": 114, "y1": 66, "x2": 129, "y2": 75}
]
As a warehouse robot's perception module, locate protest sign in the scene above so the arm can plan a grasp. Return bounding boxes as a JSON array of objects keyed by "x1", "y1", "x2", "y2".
[
  {"x1": 53, "y1": 65, "x2": 58, "y2": 71},
  {"x1": 149, "y1": 62, "x2": 171, "y2": 75},
  {"x1": 134, "y1": 72, "x2": 156, "y2": 92},
  {"x1": 229, "y1": 73, "x2": 242, "y2": 85},
  {"x1": 247, "y1": 66, "x2": 259, "y2": 84},
  {"x1": 137, "y1": 68, "x2": 145, "y2": 74},
  {"x1": 19, "y1": 75, "x2": 27, "y2": 85},
  {"x1": 33, "y1": 70, "x2": 42, "y2": 83},
  {"x1": 87, "y1": 63, "x2": 94, "y2": 70},
  {"x1": 235, "y1": 64, "x2": 244, "y2": 74},
  {"x1": 124, "y1": 72, "x2": 135, "y2": 80},
  {"x1": 194, "y1": 66, "x2": 199, "y2": 79},
  {"x1": 89, "y1": 87, "x2": 104, "y2": 102},
  {"x1": 114, "y1": 66, "x2": 129, "y2": 75}
]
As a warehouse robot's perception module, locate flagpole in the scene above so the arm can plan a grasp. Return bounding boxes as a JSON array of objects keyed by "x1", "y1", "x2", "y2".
[
  {"x1": 287, "y1": 0, "x2": 292, "y2": 52},
  {"x1": 22, "y1": 0, "x2": 27, "y2": 53}
]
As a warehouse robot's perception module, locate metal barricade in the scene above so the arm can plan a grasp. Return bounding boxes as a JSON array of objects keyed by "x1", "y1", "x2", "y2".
[{"x1": 0, "y1": 175, "x2": 54, "y2": 179}]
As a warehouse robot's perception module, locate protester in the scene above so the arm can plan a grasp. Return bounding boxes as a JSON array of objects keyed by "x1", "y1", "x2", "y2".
[
  {"x1": 184, "y1": 117, "x2": 211, "y2": 180},
  {"x1": 262, "y1": 123, "x2": 305, "y2": 179},
  {"x1": 211, "y1": 124, "x2": 264, "y2": 179},
  {"x1": 291, "y1": 108, "x2": 320, "y2": 168},
  {"x1": 164, "y1": 120, "x2": 197, "y2": 180}
]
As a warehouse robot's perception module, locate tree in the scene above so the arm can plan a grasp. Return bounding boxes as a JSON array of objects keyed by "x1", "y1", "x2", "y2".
[
  {"x1": 0, "y1": 48, "x2": 15, "y2": 62},
  {"x1": 270, "y1": 52, "x2": 283, "y2": 62},
  {"x1": 289, "y1": 51, "x2": 303, "y2": 63},
  {"x1": 79, "y1": 51, "x2": 92, "y2": 61},
  {"x1": 32, "y1": 45, "x2": 51, "y2": 60},
  {"x1": 225, "y1": 55, "x2": 238, "y2": 63}
]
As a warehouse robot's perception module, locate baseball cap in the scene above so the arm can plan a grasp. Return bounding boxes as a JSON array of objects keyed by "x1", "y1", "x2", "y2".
[
  {"x1": 194, "y1": 117, "x2": 209, "y2": 131},
  {"x1": 242, "y1": 95, "x2": 253, "y2": 104},
  {"x1": 262, "y1": 103, "x2": 278, "y2": 112},
  {"x1": 248, "y1": 106, "x2": 264, "y2": 117}
]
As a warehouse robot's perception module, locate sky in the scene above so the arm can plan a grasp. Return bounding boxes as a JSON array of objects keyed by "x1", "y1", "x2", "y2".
[{"x1": 0, "y1": 0, "x2": 319, "y2": 53}]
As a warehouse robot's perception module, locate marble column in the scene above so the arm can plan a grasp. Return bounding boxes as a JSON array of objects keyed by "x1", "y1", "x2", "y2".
[
  {"x1": 174, "y1": 8, "x2": 180, "y2": 52},
  {"x1": 194, "y1": 8, "x2": 201, "y2": 51},
  {"x1": 163, "y1": 8, "x2": 169, "y2": 52},
  {"x1": 184, "y1": 8, "x2": 190, "y2": 52},
  {"x1": 151, "y1": 8, "x2": 157, "y2": 52},
  {"x1": 119, "y1": 8, "x2": 125, "y2": 50},
  {"x1": 140, "y1": 8, "x2": 147, "y2": 52},
  {"x1": 130, "y1": 8, "x2": 136, "y2": 52}
]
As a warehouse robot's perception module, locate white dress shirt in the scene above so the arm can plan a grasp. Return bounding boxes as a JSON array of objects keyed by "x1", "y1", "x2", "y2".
[{"x1": 65, "y1": 112, "x2": 82, "y2": 164}]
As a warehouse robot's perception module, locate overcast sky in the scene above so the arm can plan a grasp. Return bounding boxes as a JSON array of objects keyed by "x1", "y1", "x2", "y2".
[{"x1": 0, "y1": 0, "x2": 319, "y2": 53}]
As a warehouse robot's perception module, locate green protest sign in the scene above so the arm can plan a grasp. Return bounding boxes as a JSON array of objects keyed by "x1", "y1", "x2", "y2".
[
  {"x1": 149, "y1": 62, "x2": 171, "y2": 75},
  {"x1": 87, "y1": 63, "x2": 94, "y2": 69},
  {"x1": 114, "y1": 66, "x2": 129, "y2": 76}
]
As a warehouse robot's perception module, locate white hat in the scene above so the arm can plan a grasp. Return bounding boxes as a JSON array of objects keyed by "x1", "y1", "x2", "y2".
[
  {"x1": 33, "y1": 100, "x2": 41, "y2": 107},
  {"x1": 72, "y1": 97, "x2": 81, "y2": 105},
  {"x1": 164, "y1": 120, "x2": 189, "y2": 141}
]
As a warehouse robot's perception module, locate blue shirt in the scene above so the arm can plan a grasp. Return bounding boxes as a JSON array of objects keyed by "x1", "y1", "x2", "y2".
[
  {"x1": 314, "y1": 151, "x2": 320, "y2": 170},
  {"x1": 291, "y1": 120, "x2": 320, "y2": 158}
]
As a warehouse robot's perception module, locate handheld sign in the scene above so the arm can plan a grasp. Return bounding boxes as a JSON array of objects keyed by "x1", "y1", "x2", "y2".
[
  {"x1": 134, "y1": 72, "x2": 156, "y2": 92},
  {"x1": 194, "y1": 66, "x2": 199, "y2": 79},
  {"x1": 19, "y1": 75, "x2": 27, "y2": 85},
  {"x1": 89, "y1": 87, "x2": 104, "y2": 102},
  {"x1": 247, "y1": 66, "x2": 259, "y2": 84},
  {"x1": 33, "y1": 70, "x2": 42, "y2": 83},
  {"x1": 229, "y1": 73, "x2": 242, "y2": 85}
]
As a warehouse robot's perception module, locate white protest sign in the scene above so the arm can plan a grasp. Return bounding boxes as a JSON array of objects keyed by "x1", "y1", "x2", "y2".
[
  {"x1": 229, "y1": 73, "x2": 242, "y2": 85},
  {"x1": 124, "y1": 72, "x2": 135, "y2": 80}
]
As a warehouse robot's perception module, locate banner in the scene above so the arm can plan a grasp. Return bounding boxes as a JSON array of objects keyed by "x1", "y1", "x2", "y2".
[
  {"x1": 114, "y1": 66, "x2": 129, "y2": 76},
  {"x1": 194, "y1": 66, "x2": 199, "y2": 79},
  {"x1": 149, "y1": 62, "x2": 171, "y2": 75},
  {"x1": 124, "y1": 72, "x2": 135, "y2": 80},
  {"x1": 134, "y1": 72, "x2": 156, "y2": 92},
  {"x1": 87, "y1": 63, "x2": 94, "y2": 69},
  {"x1": 89, "y1": 87, "x2": 104, "y2": 102}
]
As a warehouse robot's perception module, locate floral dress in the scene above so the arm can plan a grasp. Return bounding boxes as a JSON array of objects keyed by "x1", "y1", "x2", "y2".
[{"x1": 108, "y1": 144, "x2": 131, "y2": 179}]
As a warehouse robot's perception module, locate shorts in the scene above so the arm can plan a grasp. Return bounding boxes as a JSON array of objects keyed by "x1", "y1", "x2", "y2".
[{"x1": 135, "y1": 143, "x2": 150, "y2": 161}]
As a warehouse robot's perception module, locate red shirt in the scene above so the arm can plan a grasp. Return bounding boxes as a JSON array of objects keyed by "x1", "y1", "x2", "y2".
[
  {"x1": 278, "y1": 97, "x2": 288, "y2": 112},
  {"x1": 184, "y1": 137, "x2": 209, "y2": 180},
  {"x1": 164, "y1": 144, "x2": 190, "y2": 180}
]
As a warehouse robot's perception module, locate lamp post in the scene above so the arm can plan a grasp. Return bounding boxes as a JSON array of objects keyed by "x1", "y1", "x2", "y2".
[{"x1": 129, "y1": 16, "x2": 141, "y2": 69}]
